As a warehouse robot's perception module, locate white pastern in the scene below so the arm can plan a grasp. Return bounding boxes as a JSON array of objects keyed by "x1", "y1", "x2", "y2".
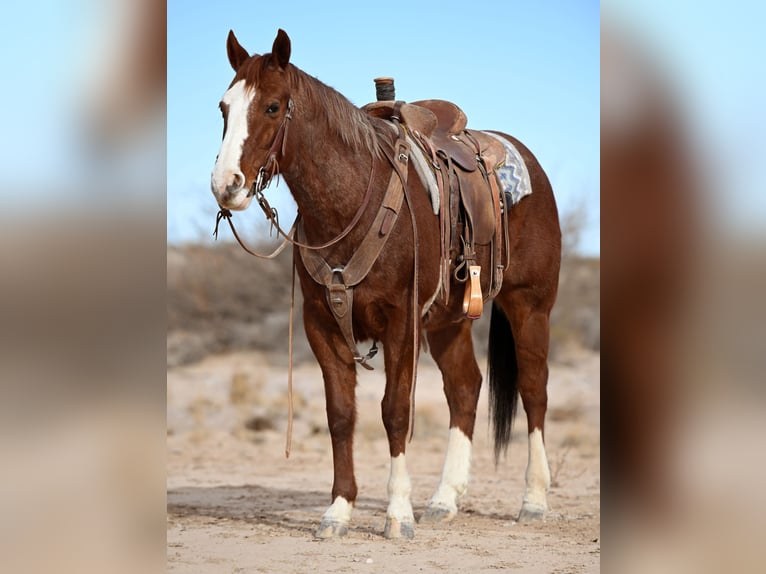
[
  {"x1": 429, "y1": 427, "x2": 472, "y2": 510},
  {"x1": 322, "y1": 496, "x2": 353, "y2": 525},
  {"x1": 523, "y1": 428, "x2": 551, "y2": 510},
  {"x1": 211, "y1": 79, "x2": 254, "y2": 204},
  {"x1": 387, "y1": 454, "x2": 414, "y2": 521}
]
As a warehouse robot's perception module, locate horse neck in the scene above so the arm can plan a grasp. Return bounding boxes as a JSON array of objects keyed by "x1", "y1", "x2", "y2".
[{"x1": 280, "y1": 79, "x2": 382, "y2": 241}]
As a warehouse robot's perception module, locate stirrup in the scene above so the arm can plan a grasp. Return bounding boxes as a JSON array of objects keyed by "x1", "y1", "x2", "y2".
[{"x1": 462, "y1": 265, "x2": 483, "y2": 319}]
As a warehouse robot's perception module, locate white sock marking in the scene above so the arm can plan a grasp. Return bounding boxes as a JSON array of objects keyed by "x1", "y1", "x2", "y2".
[
  {"x1": 322, "y1": 496, "x2": 353, "y2": 524},
  {"x1": 429, "y1": 427, "x2": 472, "y2": 510},
  {"x1": 387, "y1": 454, "x2": 414, "y2": 521},
  {"x1": 523, "y1": 428, "x2": 550, "y2": 510}
]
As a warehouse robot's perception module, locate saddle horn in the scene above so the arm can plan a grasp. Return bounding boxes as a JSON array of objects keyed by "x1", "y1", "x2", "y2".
[{"x1": 374, "y1": 77, "x2": 395, "y2": 101}]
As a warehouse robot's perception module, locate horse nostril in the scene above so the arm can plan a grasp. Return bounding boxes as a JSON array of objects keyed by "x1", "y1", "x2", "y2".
[{"x1": 225, "y1": 172, "x2": 245, "y2": 194}]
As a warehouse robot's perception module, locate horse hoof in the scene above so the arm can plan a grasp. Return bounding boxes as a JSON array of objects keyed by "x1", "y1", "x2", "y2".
[
  {"x1": 517, "y1": 504, "x2": 545, "y2": 523},
  {"x1": 314, "y1": 520, "x2": 349, "y2": 539},
  {"x1": 419, "y1": 504, "x2": 457, "y2": 524},
  {"x1": 383, "y1": 517, "x2": 415, "y2": 539}
]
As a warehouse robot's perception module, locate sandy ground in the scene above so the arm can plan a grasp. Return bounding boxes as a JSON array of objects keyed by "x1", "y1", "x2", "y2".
[{"x1": 167, "y1": 349, "x2": 600, "y2": 573}]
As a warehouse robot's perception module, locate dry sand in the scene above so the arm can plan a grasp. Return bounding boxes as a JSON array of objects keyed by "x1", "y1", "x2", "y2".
[{"x1": 167, "y1": 349, "x2": 600, "y2": 573}]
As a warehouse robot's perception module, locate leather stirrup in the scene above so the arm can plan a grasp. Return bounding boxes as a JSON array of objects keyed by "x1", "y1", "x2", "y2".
[{"x1": 462, "y1": 265, "x2": 483, "y2": 319}]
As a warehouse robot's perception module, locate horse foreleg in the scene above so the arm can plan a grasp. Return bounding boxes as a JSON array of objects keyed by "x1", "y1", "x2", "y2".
[
  {"x1": 420, "y1": 320, "x2": 482, "y2": 523},
  {"x1": 316, "y1": 368, "x2": 358, "y2": 538},
  {"x1": 304, "y1": 310, "x2": 359, "y2": 539},
  {"x1": 381, "y1": 320, "x2": 419, "y2": 539}
]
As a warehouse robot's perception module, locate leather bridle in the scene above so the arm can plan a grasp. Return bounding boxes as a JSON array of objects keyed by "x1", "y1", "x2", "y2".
[
  {"x1": 213, "y1": 97, "x2": 377, "y2": 257},
  {"x1": 247, "y1": 98, "x2": 294, "y2": 201}
]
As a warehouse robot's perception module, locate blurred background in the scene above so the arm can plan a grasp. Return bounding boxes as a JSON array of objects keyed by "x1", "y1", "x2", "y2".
[
  {"x1": 0, "y1": 1, "x2": 166, "y2": 573},
  {"x1": 602, "y1": 1, "x2": 766, "y2": 572}
]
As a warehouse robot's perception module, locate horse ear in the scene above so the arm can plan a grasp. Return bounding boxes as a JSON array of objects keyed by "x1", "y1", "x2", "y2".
[
  {"x1": 272, "y1": 29, "x2": 291, "y2": 69},
  {"x1": 227, "y1": 30, "x2": 250, "y2": 71}
]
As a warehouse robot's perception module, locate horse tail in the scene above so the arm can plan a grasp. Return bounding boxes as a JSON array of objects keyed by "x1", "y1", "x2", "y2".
[{"x1": 487, "y1": 301, "x2": 519, "y2": 463}]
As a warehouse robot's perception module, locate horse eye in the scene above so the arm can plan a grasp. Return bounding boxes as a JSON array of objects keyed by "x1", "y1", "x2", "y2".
[{"x1": 266, "y1": 102, "x2": 280, "y2": 114}]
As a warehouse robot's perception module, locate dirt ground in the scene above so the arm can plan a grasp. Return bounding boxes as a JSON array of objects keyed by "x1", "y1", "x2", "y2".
[{"x1": 167, "y1": 348, "x2": 600, "y2": 573}]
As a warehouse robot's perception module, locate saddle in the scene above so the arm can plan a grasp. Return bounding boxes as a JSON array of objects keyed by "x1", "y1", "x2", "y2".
[{"x1": 363, "y1": 98, "x2": 509, "y2": 319}]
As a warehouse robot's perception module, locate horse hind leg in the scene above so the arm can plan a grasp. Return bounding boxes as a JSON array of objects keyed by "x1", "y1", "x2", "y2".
[
  {"x1": 490, "y1": 292, "x2": 554, "y2": 523},
  {"x1": 420, "y1": 320, "x2": 483, "y2": 524}
]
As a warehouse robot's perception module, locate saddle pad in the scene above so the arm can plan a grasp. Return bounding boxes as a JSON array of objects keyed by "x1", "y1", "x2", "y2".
[
  {"x1": 407, "y1": 133, "x2": 441, "y2": 214},
  {"x1": 381, "y1": 120, "x2": 440, "y2": 215},
  {"x1": 483, "y1": 132, "x2": 532, "y2": 205}
]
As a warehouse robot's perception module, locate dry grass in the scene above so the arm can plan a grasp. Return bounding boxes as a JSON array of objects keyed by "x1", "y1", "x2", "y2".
[
  {"x1": 551, "y1": 256, "x2": 600, "y2": 356},
  {"x1": 167, "y1": 242, "x2": 313, "y2": 367},
  {"x1": 548, "y1": 400, "x2": 586, "y2": 423},
  {"x1": 168, "y1": 243, "x2": 599, "y2": 367}
]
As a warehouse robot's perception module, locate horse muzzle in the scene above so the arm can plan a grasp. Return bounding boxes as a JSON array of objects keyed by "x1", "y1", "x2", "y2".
[{"x1": 211, "y1": 170, "x2": 253, "y2": 211}]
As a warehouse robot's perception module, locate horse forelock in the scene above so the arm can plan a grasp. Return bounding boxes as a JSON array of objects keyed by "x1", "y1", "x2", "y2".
[
  {"x1": 231, "y1": 53, "x2": 269, "y2": 89},
  {"x1": 235, "y1": 54, "x2": 382, "y2": 159}
]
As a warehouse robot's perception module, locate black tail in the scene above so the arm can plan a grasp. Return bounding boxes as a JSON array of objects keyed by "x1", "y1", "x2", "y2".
[{"x1": 487, "y1": 301, "x2": 519, "y2": 463}]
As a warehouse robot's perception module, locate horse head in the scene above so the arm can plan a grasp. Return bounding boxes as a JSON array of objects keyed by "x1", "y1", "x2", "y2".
[{"x1": 210, "y1": 29, "x2": 293, "y2": 211}]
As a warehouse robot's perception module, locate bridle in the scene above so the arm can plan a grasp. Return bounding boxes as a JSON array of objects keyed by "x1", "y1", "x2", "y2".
[
  {"x1": 213, "y1": 97, "x2": 377, "y2": 257},
  {"x1": 248, "y1": 98, "x2": 294, "y2": 201}
]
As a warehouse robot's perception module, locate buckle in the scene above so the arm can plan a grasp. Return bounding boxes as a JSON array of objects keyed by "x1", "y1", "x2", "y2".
[{"x1": 396, "y1": 139, "x2": 410, "y2": 164}]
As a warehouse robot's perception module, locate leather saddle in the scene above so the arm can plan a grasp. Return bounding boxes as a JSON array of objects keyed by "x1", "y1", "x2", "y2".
[
  {"x1": 362, "y1": 98, "x2": 509, "y2": 318},
  {"x1": 365, "y1": 99, "x2": 475, "y2": 168}
]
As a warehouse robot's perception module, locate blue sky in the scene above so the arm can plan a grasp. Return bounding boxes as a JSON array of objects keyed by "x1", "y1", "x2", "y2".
[{"x1": 168, "y1": 0, "x2": 601, "y2": 253}]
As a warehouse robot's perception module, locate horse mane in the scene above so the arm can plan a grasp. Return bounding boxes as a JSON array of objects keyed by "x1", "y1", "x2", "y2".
[{"x1": 240, "y1": 54, "x2": 384, "y2": 158}]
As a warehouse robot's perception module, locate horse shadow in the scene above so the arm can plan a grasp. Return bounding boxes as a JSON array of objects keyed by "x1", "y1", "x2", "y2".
[
  {"x1": 168, "y1": 483, "x2": 519, "y2": 536},
  {"x1": 167, "y1": 483, "x2": 391, "y2": 536}
]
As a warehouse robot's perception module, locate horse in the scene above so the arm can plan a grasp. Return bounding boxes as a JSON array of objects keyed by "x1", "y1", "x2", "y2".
[{"x1": 210, "y1": 29, "x2": 561, "y2": 539}]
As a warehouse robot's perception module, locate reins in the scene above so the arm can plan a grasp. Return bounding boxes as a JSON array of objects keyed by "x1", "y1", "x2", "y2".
[
  {"x1": 383, "y1": 121, "x2": 420, "y2": 445},
  {"x1": 213, "y1": 158, "x2": 377, "y2": 258}
]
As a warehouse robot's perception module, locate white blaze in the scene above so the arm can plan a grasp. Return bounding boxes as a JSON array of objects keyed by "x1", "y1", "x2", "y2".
[{"x1": 211, "y1": 79, "x2": 254, "y2": 207}]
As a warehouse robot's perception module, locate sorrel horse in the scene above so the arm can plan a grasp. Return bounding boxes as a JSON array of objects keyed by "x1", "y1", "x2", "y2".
[{"x1": 210, "y1": 29, "x2": 561, "y2": 539}]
